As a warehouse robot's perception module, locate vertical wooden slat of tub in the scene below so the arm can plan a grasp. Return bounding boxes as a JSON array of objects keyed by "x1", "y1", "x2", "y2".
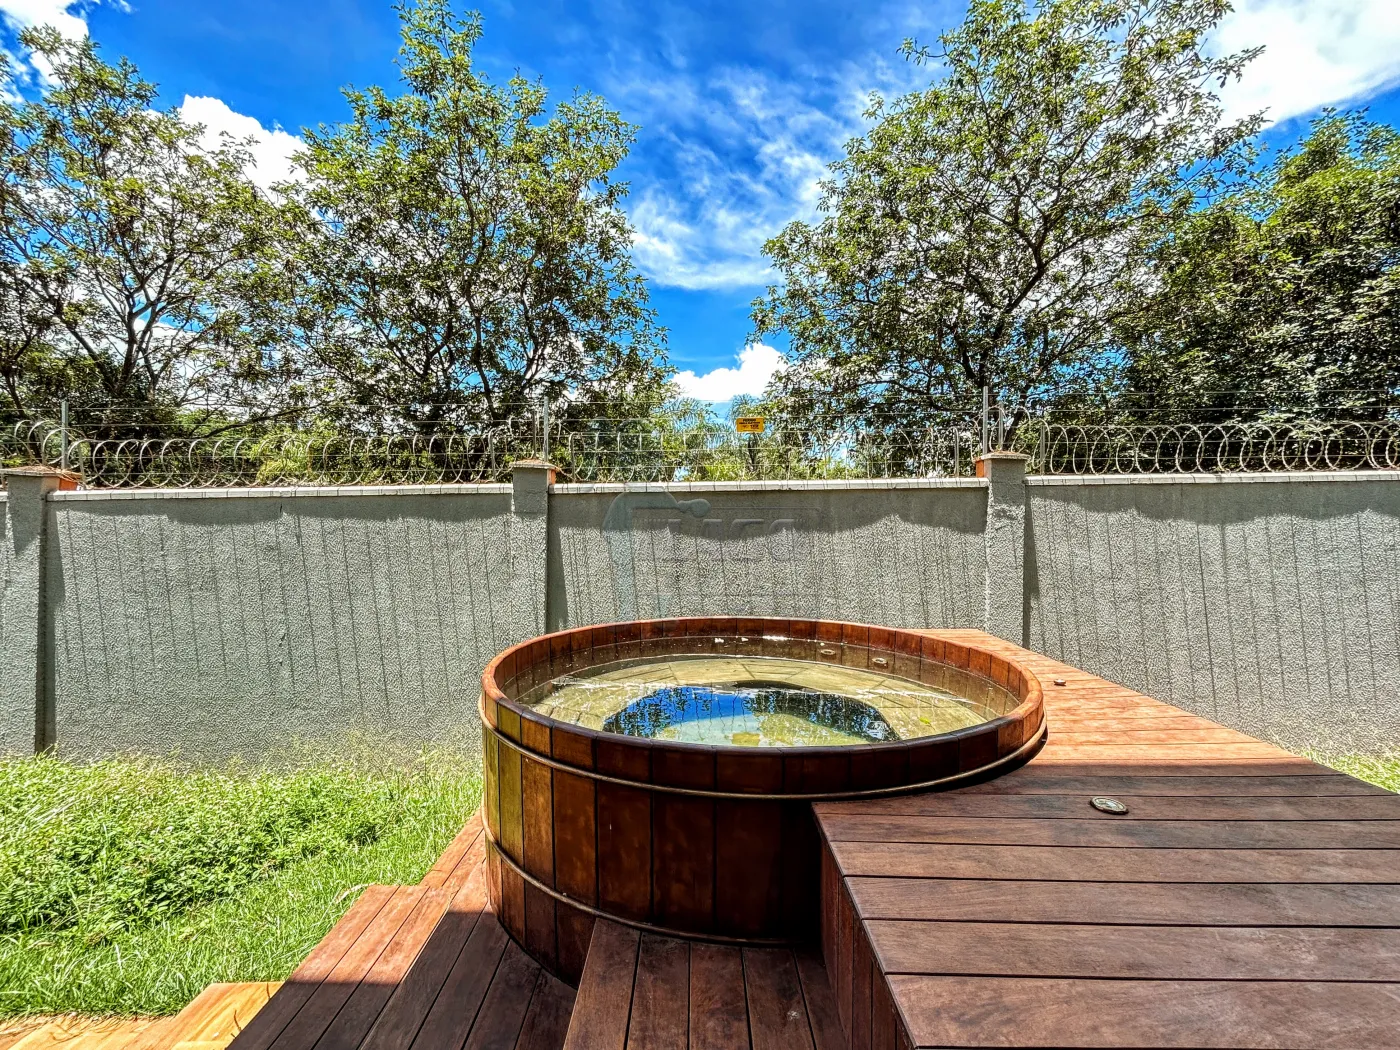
[
  {"x1": 893, "y1": 629, "x2": 921, "y2": 682},
  {"x1": 780, "y1": 748, "x2": 847, "y2": 941},
  {"x1": 482, "y1": 721, "x2": 500, "y2": 851},
  {"x1": 714, "y1": 751, "x2": 783, "y2": 938},
  {"x1": 651, "y1": 745, "x2": 716, "y2": 932},
  {"x1": 595, "y1": 738, "x2": 652, "y2": 922},
  {"x1": 498, "y1": 738, "x2": 524, "y2": 865},
  {"x1": 520, "y1": 746, "x2": 557, "y2": 972},
  {"x1": 496, "y1": 735, "x2": 527, "y2": 948},
  {"x1": 840, "y1": 622, "x2": 870, "y2": 669},
  {"x1": 551, "y1": 725, "x2": 598, "y2": 983},
  {"x1": 778, "y1": 807, "x2": 820, "y2": 941},
  {"x1": 907, "y1": 733, "x2": 959, "y2": 788},
  {"x1": 786, "y1": 618, "x2": 815, "y2": 662},
  {"x1": 554, "y1": 899, "x2": 596, "y2": 987},
  {"x1": 956, "y1": 721, "x2": 999, "y2": 774},
  {"x1": 500, "y1": 862, "x2": 527, "y2": 950},
  {"x1": 849, "y1": 744, "x2": 907, "y2": 792}
]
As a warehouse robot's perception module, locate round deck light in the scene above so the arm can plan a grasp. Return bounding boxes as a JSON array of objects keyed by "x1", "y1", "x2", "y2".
[{"x1": 1091, "y1": 796, "x2": 1129, "y2": 814}]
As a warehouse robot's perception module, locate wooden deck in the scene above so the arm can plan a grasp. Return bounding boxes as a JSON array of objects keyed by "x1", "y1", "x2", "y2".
[
  {"x1": 815, "y1": 630, "x2": 1400, "y2": 1049},
  {"x1": 224, "y1": 811, "x2": 844, "y2": 1050},
  {"x1": 562, "y1": 919, "x2": 843, "y2": 1050},
  {"x1": 145, "y1": 628, "x2": 1399, "y2": 1050},
  {"x1": 3, "y1": 984, "x2": 281, "y2": 1050},
  {"x1": 226, "y1": 815, "x2": 577, "y2": 1050}
]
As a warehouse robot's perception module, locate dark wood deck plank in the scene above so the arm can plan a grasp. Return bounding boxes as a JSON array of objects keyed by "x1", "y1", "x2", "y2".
[
  {"x1": 267, "y1": 886, "x2": 423, "y2": 1050},
  {"x1": 867, "y1": 921, "x2": 1400, "y2": 981},
  {"x1": 312, "y1": 888, "x2": 452, "y2": 1050},
  {"x1": 742, "y1": 949, "x2": 814, "y2": 1050},
  {"x1": 408, "y1": 913, "x2": 509, "y2": 1050},
  {"x1": 822, "y1": 793, "x2": 1400, "y2": 821},
  {"x1": 625, "y1": 934, "x2": 690, "y2": 1050},
  {"x1": 830, "y1": 841, "x2": 1400, "y2": 882},
  {"x1": 891, "y1": 975, "x2": 1400, "y2": 1049},
  {"x1": 422, "y1": 813, "x2": 484, "y2": 889},
  {"x1": 441, "y1": 821, "x2": 489, "y2": 892},
  {"x1": 228, "y1": 886, "x2": 395, "y2": 1050},
  {"x1": 513, "y1": 971, "x2": 575, "y2": 1050},
  {"x1": 819, "y1": 815, "x2": 1400, "y2": 849},
  {"x1": 688, "y1": 943, "x2": 749, "y2": 1050},
  {"x1": 951, "y1": 772, "x2": 1390, "y2": 796},
  {"x1": 561, "y1": 920, "x2": 638, "y2": 1050},
  {"x1": 792, "y1": 952, "x2": 844, "y2": 1050},
  {"x1": 462, "y1": 940, "x2": 541, "y2": 1050},
  {"x1": 362, "y1": 864, "x2": 491, "y2": 1050},
  {"x1": 846, "y1": 877, "x2": 1400, "y2": 926}
]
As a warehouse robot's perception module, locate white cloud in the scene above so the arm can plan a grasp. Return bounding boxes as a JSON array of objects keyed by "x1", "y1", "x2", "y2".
[
  {"x1": 0, "y1": 0, "x2": 125, "y2": 81},
  {"x1": 615, "y1": 56, "x2": 924, "y2": 292},
  {"x1": 0, "y1": 0, "x2": 104, "y2": 39},
  {"x1": 672, "y1": 343, "x2": 784, "y2": 401},
  {"x1": 1211, "y1": 0, "x2": 1400, "y2": 123},
  {"x1": 179, "y1": 95, "x2": 302, "y2": 190}
]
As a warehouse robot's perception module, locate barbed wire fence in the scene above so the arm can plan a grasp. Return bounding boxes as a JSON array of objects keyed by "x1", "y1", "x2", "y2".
[{"x1": 4, "y1": 395, "x2": 1400, "y2": 488}]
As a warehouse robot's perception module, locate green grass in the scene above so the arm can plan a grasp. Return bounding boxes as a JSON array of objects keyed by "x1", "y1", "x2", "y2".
[
  {"x1": 0, "y1": 742, "x2": 481, "y2": 1018},
  {"x1": 1313, "y1": 752, "x2": 1400, "y2": 793}
]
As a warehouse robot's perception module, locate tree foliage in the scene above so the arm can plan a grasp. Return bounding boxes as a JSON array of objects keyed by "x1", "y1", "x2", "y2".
[
  {"x1": 0, "y1": 1, "x2": 669, "y2": 449},
  {"x1": 1120, "y1": 111, "x2": 1400, "y2": 420},
  {"x1": 286, "y1": 0, "x2": 668, "y2": 431},
  {"x1": 0, "y1": 29, "x2": 296, "y2": 432},
  {"x1": 753, "y1": 0, "x2": 1263, "y2": 428}
]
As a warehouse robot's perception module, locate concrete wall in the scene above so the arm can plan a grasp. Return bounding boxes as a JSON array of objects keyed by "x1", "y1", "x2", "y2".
[
  {"x1": 43, "y1": 485, "x2": 525, "y2": 760},
  {"x1": 1026, "y1": 473, "x2": 1400, "y2": 752},
  {"x1": 4, "y1": 465, "x2": 1400, "y2": 760},
  {"x1": 548, "y1": 480, "x2": 989, "y2": 632},
  {"x1": 0, "y1": 492, "x2": 27, "y2": 754}
]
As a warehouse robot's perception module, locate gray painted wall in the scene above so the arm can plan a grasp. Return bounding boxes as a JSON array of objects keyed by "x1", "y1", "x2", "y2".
[
  {"x1": 0, "y1": 492, "x2": 26, "y2": 754},
  {"x1": 4, "y1": 466, "x2": 1399, "y2": 760},
  {"x1": 547, "y1": 480, "x2": 989, "y2": 631},
  {"x1": 44, "y1": 486, "x2": 525, "y2": 760},
  {"x1": 1025, "y1": 474, "x2": 1400, "y2": 752}
]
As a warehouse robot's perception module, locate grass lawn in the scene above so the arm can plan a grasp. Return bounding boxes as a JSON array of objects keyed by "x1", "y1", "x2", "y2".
[
  {"x1": 1315, "y1": 753, "x2": 1400, "y2": 793},
  {"x1": 0, "y1": 742, "x2": 481, "y2": 1018}
]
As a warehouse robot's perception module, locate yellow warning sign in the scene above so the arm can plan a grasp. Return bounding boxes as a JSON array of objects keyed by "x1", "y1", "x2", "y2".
[{"x1": 735, "y1": 416, "x2": 766, "y2": 433}]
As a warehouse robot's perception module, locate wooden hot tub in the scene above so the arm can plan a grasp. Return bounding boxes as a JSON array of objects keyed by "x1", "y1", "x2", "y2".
[{"x1": 478, "y1": 617, "x2": 1045, "y2": 982}]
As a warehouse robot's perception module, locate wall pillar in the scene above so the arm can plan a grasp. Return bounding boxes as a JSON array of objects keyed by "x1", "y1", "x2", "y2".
[
  {"x1": 2, "y1": 467, "x2": 77, "y2": 753},
  {"x1": 975, "y1": 452, "x2": 1028, "y2": 644},
  {"x1": 507, "y1": 460, "x2": 554, "y2": 642}
]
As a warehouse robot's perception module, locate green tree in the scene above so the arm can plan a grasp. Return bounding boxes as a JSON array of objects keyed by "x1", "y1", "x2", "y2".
[
  {"x1": 1121, "y1": 111, "x2": 1400, "y2": 420},
  {"x1": 0, "y1": 30, "x2": 298, "y2": 434},
  {"x1": 752, "y1": 0, "x2": 1262, "y2": 430},
  {"x1": 287, "y1": 0, "x2": 669, "y2": 433}
]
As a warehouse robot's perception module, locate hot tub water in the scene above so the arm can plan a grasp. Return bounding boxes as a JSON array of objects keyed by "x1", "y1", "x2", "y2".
[{"x1": 526, "y1": 655, "x2": 993, "y2": 747}]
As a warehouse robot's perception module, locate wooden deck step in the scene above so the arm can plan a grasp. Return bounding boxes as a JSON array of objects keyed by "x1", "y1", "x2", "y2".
[
  {"x1": 3, "y1": 985, "x2": 280, "y2": 1050},
  {"x1": 563, "y1": 919, "x2": 842, "y2": 1050},
  {"x1": 4, "y1": 1017, "x2": 175, "y2": 1050},
  {"x1": 224, "y1": 842, "x2": 574, "y2": 1050}
]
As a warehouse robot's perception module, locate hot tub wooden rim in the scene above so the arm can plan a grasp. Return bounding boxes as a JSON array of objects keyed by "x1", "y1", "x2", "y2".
[
  {"x1": 481, "y1": 617, "x2": 1046, "y2": 794},
  {"x1": 478, "y1": 693, "x2": 1048, "y2": 801}
]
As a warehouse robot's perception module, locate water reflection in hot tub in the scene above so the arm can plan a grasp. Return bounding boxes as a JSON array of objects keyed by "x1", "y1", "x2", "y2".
[{"x1": 525, "y1": 655, "x2": 995, "y2": 747}]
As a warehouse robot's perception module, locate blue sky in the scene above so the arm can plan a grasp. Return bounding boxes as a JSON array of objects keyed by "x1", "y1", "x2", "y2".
[{"x1": 3, "y1": 0, "x2": 1400, "y2": 401}]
